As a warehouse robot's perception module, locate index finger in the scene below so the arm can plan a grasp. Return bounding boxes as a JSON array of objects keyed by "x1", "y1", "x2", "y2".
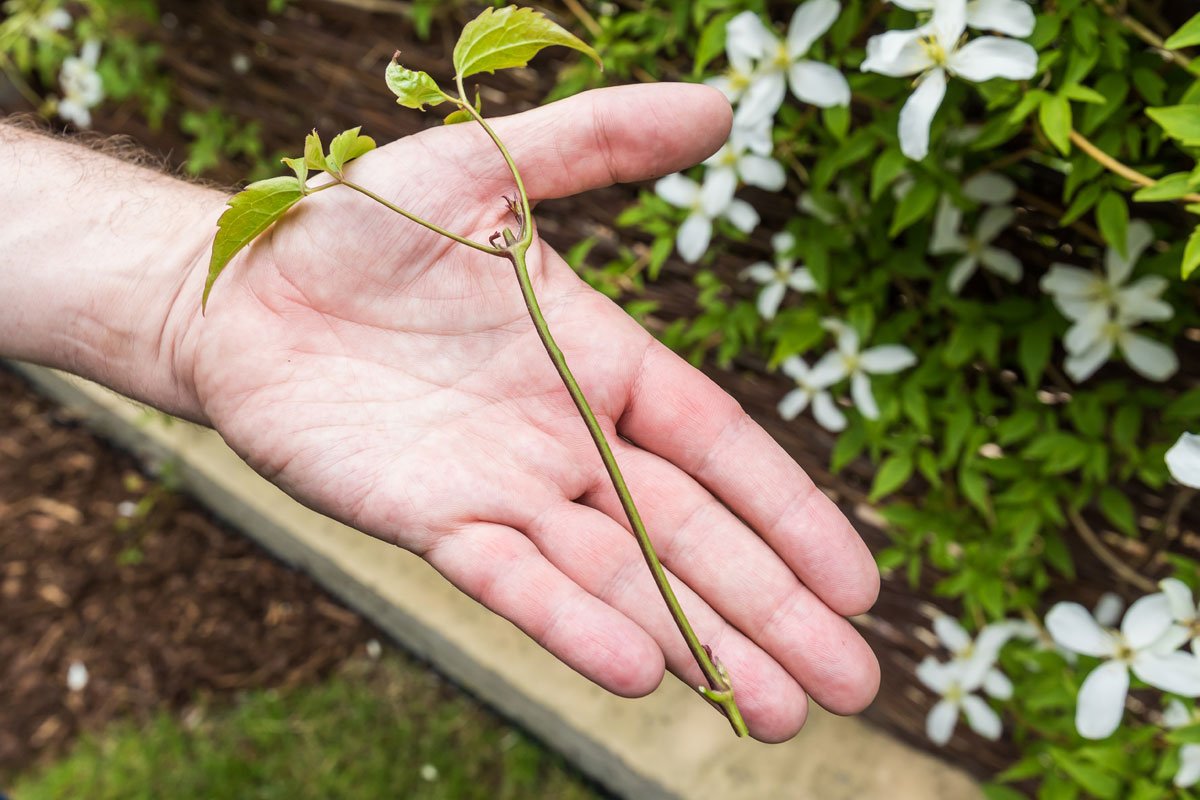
[{"x1": 618, "y1": 338, "x2": 880, "y2": 616}]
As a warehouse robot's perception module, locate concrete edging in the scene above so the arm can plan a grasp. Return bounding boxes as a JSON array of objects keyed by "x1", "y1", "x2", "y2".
[{"x1": 10, "y1": 361, "x2": 981, "y2": 800}]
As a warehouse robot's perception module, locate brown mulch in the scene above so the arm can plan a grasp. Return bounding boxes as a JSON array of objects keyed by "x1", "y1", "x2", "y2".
[{"x1": 0, "y1": 365, "x2": 375, "y2": 779}]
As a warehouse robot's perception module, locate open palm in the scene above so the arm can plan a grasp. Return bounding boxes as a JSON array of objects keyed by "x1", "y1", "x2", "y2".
[{"x1": 187, "y1": 83, "x2": 879, "y2": 742}]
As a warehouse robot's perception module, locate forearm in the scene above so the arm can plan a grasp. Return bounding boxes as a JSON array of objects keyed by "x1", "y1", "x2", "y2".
[{"x1": 0, "y1": 122, "x2": 222, "y2": 422}]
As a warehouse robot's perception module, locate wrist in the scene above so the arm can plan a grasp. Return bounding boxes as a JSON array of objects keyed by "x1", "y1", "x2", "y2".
[{"x1": 0, "y1": 122, "x2": 223, "y2": 423}]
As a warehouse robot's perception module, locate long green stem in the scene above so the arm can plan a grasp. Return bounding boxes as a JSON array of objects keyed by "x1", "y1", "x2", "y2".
[
  {"x1": 337, "y1": 177, "x2": 506, "y2": 256},
  {"x1": 508, "y1": 242, "x2": 746, "y2": 736},
  {"x1": 443, "y1": 89, "x2": 747, "y2": 735}
]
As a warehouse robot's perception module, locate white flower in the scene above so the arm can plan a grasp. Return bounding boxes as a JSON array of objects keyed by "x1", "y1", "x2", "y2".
[
  {"x1": 741, "y1": 231, "x2": 816, "y2": 319},
  {"x1": 810, "y1": 320, "x2": 917, "y2": 420},
  {"x1": 57, "y1": 39, "x2": 104, "y2": 128},
  {"x1": 419, "y1": 763, "x2": 438, "y2": 781},
  {"x1": 1164, "y1": 700, "x2": 1200, "y2": 788},
  {"x1": 932, "y1": 616, "x2": 1017, "y2": 699},
  {"x1": 861, "y1": 0, "x2": 1037, "y2": 159},
  {"x1": 1161, "y1": 578, "x2": 1200, "y2": 655},
  {"x1": 889, "y1": 0, "x2": 1035, "y2": 37},
  {"x1": 1040, "y1": 220, "x2": 1177, "y2": 383},
  {"x1": 66, "y1": 660, "x2": 89, "y2": 692},
  {"x1": 931, "y1": 199, "x2": 1021, "y2": 293},
  {"x1": 655, "y1": 172, "x2": 759, "y2": 263},
  {"x1": 1167, "y1": 433, "x2": 1200, "y2": 489},
  {"x1": 1046, "y1": 594, "x2": 1200, "y2": 740},
  {"x1": 702, "y1": 117, "x2": 786, "y2": 210},
  {"x1": 722, "y1": 0, "x2": 850, "y2": 127},
  {"x1": 916, "y1": 656, "x2": 1003, "y2": 744},
  {"x1": 962, "y1": 171, "x2": 1017, "y2": 205},
  {"x1": 1012, "y1": 593, "x2": 1124, "y2": 664},
  {"x1": 778, "y1": 356, "x2": 846, "y2": 432}
]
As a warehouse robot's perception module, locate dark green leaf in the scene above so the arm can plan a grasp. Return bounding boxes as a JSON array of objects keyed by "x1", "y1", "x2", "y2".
[
  {"x1": 889, "y1": 180, "x2": 938, "y2": 238},
  {"x1": 203, "y1": 177, "x2": 305, "y2": 310},
  {"x1": 1098, "y1": 487, "x2": 1137, "y2": 536},
  {"x1": 453, "y1": 6, "x2": 601, "y2": 80},
  {"x1": 385, "y1": 57, "x2": 446, "y2": 110}
]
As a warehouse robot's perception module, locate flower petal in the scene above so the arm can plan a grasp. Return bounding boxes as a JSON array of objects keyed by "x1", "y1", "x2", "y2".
[
  {"x1": 851, "y1": 370, "x2": 879, "y2": 419},
  {"x1": 898, "y1": 68, "x2": 948, "y2": 160},
  {"x1": 966, "y1": 0, "x2": 1036, "y2": 37},
  {"x1": 976, "y1": 206, "x2": 1015, "y2": 244},
  {"x1": 961, "y1": 694, "x2": 1003, "y2": 739},
  {"x1": 1164, "y1": 699, "x2": 1193, "y2": 729},
  {"x1": 726, "y1": 11, "x2": 774, "y2": 61},
  {"x1": 947, "y1": 255, "x2": 979, "y2": 294},
  {"x1": 962, "y1": 172, "x2": 1018, "y2": 205},
  {"x1": 1167, "y1": 433, "x2": 1200, "y2": 490},
  {"x1": 655, "y1": 173, "x2": 699, "y2": 208},
  {"x1": 733, "y1": 72, "x2": 788, "y2": 128},
  {"x1": 860, "y1": 344, "x2": 918, "y2": 374},
  {"x1": 1065, "y1": 338, "x2": 1113, "y2": 383},
  {"x1": 1046, "y1": 602, "x2": 1115, "y2": 657},
  {"x1": 862, "y1": 29, "x2": 932, "y2": 77},
  {"x1": 1133, "y1": 652, "x2": 1200, "y2": 697},
  {"x1": 1105, "y1": 219, "x2": 1155, "y2": 285},
  {"x1": 1177, "y1": 744, "x2": 1200, "y2": 789},
  {"x1": 724, "y1": 198, "x2": 761, "y2": 233},
  {"x1": 788, "y1": 60, "x2": 851, "y2": 108},
  {"x1": 1119, "y1": 330, "x2": 1179, "y2": 382},
  {"x1": 1063, "y1": 305, "x2": 1109, "y2": 355},
  {"x1": 1093, "y1": 593, "x2": 1125, "y2": 629},
  {"x1": 731, "y1": 117, "x2": 774, "y2": 156},
  {"x1": 930, "y1": 197, "x2": 966, "y2": 255},
  {"x1": 916, "y1": 655, "x2": 954, "y2": 692},
  {"x1": 758, "y1": 281, "x2": 787, "y2": 320},
  {"x1": 983, "y1": 668, "x2": 1013, "y2": 701},
  {"x1": 701, "y1": 166, "x2": 737, "y2": 215},
  {"x1": 934, "y1": 615, "x2": 973, "y2": 654},
  {"x1": 778, "y1": 387, "x2": 813, "y2": 421},
  {"x1": 1117, "y1": 276, "x2": 1173, "y2": 323},
  {"x1": 780, "y1": 355, "x2": 811, "y2": 382},
  {"x1": 948, "y1": 37, "x2": 1038, "y2": 82},
  {"x1": 811, "y1": 391, "x2": 847, "y2": 431},
  {"x1": 1161, "y1": 578, "x2": 1198, "y2": 624},
  {"x1": 788, "y1": 268, "x2": 818, "y2": 292},
  {"x1": 1075, "y1": 660, "x2": 1129, "y2": 739},
  {"x1": 980, "y1": 248, "x2": 1022, "y2": 283},
  {"x1": 741, "y1": 262, "x2": 776, "y2": 284},
  {"x1": 738, "y1": 153, "x2": 788, "y2": 191},
  {"x1": 772, "y1": 230, "x2": 796, "y2": 255},
  {"x1": 810, "y1": 350, "x2": 850, "y2": 386},
  {"x1": 926, "y1": 698, "x2": 959, "y2": 745},
  {"x1": 1122, "y1": 592, "x2": 1173, "y2": 650},
  {"x1": 676, "y1": 214, "x2": 712, "y2": 263},
  {"x1": 787, "y1": 0, "x2": 841, "y2": 57},
  {"x1": 932, "y1": 0, "x2": 968, "y2": 49}
]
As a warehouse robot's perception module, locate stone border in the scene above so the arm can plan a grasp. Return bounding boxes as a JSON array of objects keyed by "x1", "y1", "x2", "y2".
[{"x1": 10, "y1": 361, "x2": 980, "y2": 800}]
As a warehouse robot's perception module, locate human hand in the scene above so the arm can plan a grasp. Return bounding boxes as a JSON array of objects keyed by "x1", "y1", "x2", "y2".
[{"x1": 177, "y1": 82, "x2": 880, "y2": 742}]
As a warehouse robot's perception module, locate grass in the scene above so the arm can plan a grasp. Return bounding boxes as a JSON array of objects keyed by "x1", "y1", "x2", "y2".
[{"x1": 13, "y1": 653, "x2": 608, "y2": 800}]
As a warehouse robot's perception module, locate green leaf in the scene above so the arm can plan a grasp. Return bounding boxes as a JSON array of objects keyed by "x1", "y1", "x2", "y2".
[
  {"x1": 203, "y1": 177, "x2": 305, "y2": 311},
  {"x1": 1040, "y1": 94, "x2": 1073, "y2": 154},
  {"x1": 1096, "y1": 191, "x2": 1129, "y2": 257},
  {"x1": 385, "y1": 56, "x2": 446, "y2": 110},
  {"x1": 444, "y1": 90, "x2": 483, "y2": 125},
  {"x1": 889, "y1": 179, "x2": 938, "y2": 238},
  {"x1": 870, "y1": 454, "x2": 914, "y2": 502},
  {"x1": 1098, "y1": 487, "x2": 1137, "y2": 536},
  {"x1": 1062, "y1": 84, "x2": 1106, "y2": 105},
  {"x1": 304, "y1": 130, "x2": 328, "y2": 172},
  {"x1": 870, "y1": 148, "x2": 908, "y2": 202},
  {"x1": 1018, "y1": 317, "x2": 1054, "y2": 386},
  {"x1": 1147, "y1": 105, "x2": 1200, "y2": 145},
  {"x1": 453, "y1": 6, "x2": 601, "y2": 81},
  {"x1": 325, "y1": 126, "x2": 376, "y2": 176},
  {"x1": 1165, "y1": 12, "x2": 1200, "y2": 49},
  {"x1": 1132, "y1": 172, "x2": 1194, "y2": 202},
  {"x1": 281, "y1": 156, "x2": 308, "y2": 189},
  {"x1": 1184, "y1": 225, "x2": 1200, "y2": 279}
]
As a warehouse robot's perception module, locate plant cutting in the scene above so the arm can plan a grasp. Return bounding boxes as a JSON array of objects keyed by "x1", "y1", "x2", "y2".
[{"x1": 200, "y1": 5, "x2": 748, "y2": 736}]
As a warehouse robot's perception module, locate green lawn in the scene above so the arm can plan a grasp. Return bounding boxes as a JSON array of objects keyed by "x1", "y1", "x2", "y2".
[{"x1": 14, "y1": 653, "x2": 607, "y2": 800}]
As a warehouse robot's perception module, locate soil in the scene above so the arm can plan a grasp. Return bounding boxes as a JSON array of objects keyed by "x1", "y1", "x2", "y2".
[{"x1": 0, "y1": 364, "x2": 375, "y2": 780}]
